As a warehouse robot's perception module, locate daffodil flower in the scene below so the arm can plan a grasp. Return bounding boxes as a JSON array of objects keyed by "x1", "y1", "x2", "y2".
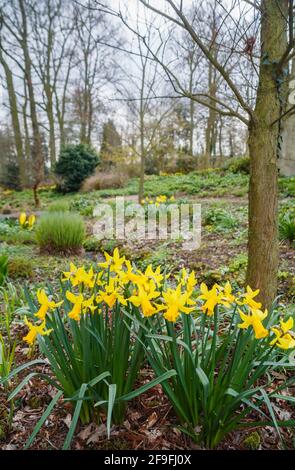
[
  {"x1": 96, "y1": 278, "x2": 127, "y2": 308},
  {"x1": 19, "y1": 212, "x2": 27, "y2": 226},
  {"x1": 198, "y1": 283, "x2": 230, "y2": 316},
  {"x1": 180, "y1": 269, "x2": 197, "y2": 293},
  {"x1": 66, "y1": 291, "x2": 84, "y2": 321},
  {"x1": 23, "y1": 316, "x2": 52, "y2": 345},
  {"x1": 128, "y1": 283, "x2": 160, "y2": 317},
  {"x1": 270, "y1": 317, "x2": 295, "y2": 349},
  {"x1": 62, "y1": 262, "x2": 78, "y2": 282},
  {"x1": 118, "y1": 260, "x2": 141, "y2": 285},
  {"x1": 161, "y1": 284, "x2": 195, "y2": 322},
  {"x1": 144, "y1": 264, "x2": 164, "y2": 288},
  {"x1": 237, "y1": 286, "x2": 262, "y2": 310},
  {"x1": 222, "y1": 281, "x2": 236, "y2": 304},
  {"x1": 98, "y1": 248, "x2": 125, "y2": 273},
  {"x1": 238, "y1": 308, "x2": 269, "y2": 339},
  {"x1": 28, "y1": 214, "x2": 36, "y2": 228},
  {"x1": 35, "y1": 289, "x2": 63, "y2": 321},
  {"x1": 63, "y1": 264, "x2": 95, "y2": 288}
]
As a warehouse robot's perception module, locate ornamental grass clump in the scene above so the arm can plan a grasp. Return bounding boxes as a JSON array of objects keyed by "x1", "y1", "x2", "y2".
[
  {"x1": 35, "y1": 211, "x2": 85, "y2": 254},
  {"x1": 2, "y1": 249, "x2": 295, "y2": 449}
]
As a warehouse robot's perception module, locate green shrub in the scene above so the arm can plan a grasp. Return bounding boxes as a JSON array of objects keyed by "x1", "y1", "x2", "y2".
[
  {"x1": 8, "y1": 256, "x2": 33, "y2": 279},
  {"x1": 55, "y1": 144, "x2": 99, "y2": 193},
  {"x1": 176, "y1": 154, "x2": 198, "y2": 174},
  {"x1": 36, "y1": 211, "x2": 85, "y2": 254},
  {"x1": 47, "y1": 200, "x2": 70, "y2": 212},
  {"x1": 226, "y1": 157, "x2": 250, "y2": 174}
]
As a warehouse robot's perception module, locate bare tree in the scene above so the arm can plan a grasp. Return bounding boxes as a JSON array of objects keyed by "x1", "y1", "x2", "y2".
[{"x1": 95, "y1": 0, "x2": 294, "y2": 307}]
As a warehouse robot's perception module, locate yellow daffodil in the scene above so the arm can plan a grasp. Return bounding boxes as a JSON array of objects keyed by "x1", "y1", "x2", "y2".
[
  {"x1": 161, "y1": 284, "x2": 195, "y2": 322},
  {"x1": 28, "y1": 214, "x2": 36, "y2": 228},
  {"x1": 222, "y1": 281, "x2": 236, "y2": 303},
  {"x1": 238, "y1": 308, "x2": 268, "y2": 339},
  {"x1": 62, "y1": 262, "x2": 78, "y2": 282},
  {"x1": 156, "y1": 195, "x2": 167, "y2": 204},
  {"x1": 270, "y1": 317, "x2": 295, "y2": 350},
  {"x1": 180, "y1": 269, "x2": 197, "y2": 293},
  {"x1": 35, "y1": 289, "x2": 63, "y2": 321},
  {"x1": 98, "y1": 248, "x2": 125, "y2": 273},
  {"x1": 198, "y1": 283, "x2": 230, "y2": 316},
  {"x1": 82, "y1": 295, "x2": 97, "y2": 314},
  {"x1": 23, "y1": 316, "x2": 52, "y2": 345},
  {"x1": 62, "y1": 264, "x2": 95, "y2": 288},
  {"x1": 75, "y1": 266, "x2": 95, "y2": 288},
  {"x1": 238, "y1": 286, "x2": 262, "y2": 310},
  {"x1": 19, "y1": 212, "x2": 27, "y2": 226},
  {"x1": 96, "y1": 278, "x2": 127, "y2": 308},
  {"x1": 170, "y1": 196, "x2": 175, "y2": 201},
  {"x1": 66, "y1": 291, "x2": 84, "y2": 321},
  {"x1": 144, "y1": 264, "x2": 163, "y2": 288},
  {"x1": 118, "y1": 260, "x2": 141, "y2": 285},
  {"x1": 128, "y1": 283, "x2": 160, "y2": 317}
]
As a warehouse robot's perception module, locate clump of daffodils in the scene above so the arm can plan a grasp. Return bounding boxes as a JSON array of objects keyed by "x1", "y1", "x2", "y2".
[
  {"x1": 19, "y1": 212, "x2": 36, "y2": 229},
  {"x1": 23, "y1": 248, "x2": 295, "y2": 351},
  {"x1": 141, "y1": 195, "x2": 175, "y2": 207}
]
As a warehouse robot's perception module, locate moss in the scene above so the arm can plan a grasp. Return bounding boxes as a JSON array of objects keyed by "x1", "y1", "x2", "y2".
[
  {"x1": 243, "y1": 431, "x2": 261, "y2": 450},
  {"x1": 28, "y1": 396, "x2": 42, "y2": 409},
  {"x1": 8, "y1": 256, "x2": 34, "y2": 279}
]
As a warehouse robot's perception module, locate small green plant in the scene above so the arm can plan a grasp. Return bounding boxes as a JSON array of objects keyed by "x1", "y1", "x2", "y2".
[
  {"x1": 83, "y1": 236, "x2": 100, "y2": 252},
  {"x1": 70, "y1": 197, "x2": 95, "y2": 216},
  {"x1": 279, "y1": 211, "x2": 295, "y2": 245},
  {"x1": 204, "y1": 208, "x2": 238, "y2": 231},
  {"x1": 55, "y1": 144, "x2": 99, "y2": 193},
  {"x1": 0, "y1": 333, "x2": 16, "y2": 384},
  {"x1": 228, "y1": 253, "x2": 248, "y2": 272},
  {"x1": 0, "y1": 255, "x2": 8, "y2": 286},
  {"x1": 36, "y1": 211, "x2": 85, "y2": 254}
]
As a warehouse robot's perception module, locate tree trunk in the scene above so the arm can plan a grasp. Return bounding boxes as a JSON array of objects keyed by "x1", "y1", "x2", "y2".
[
  {"x1": 247, "y1": 121, "x2": 279, "y2": 309},
  {"x1": 138, "y1": 110, "x2": 145, "y2": 204},
  {"x1": 46, "y1": 91, "x2": 56, "y2": 168},
  {"x1": 19, "y1": 0, "x2": 44, "y2": 207},
  {"x1": 246, "y1": 0, "x2": 288, "y2": 309},
  {"x1": 0, "y1": 50, "x2": 27, "y2": 187}
]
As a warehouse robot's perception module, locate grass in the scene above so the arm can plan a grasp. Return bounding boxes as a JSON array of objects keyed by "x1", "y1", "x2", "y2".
[
  {"x1": 35, "y1": 211, "x2": 85, "y2": 254},
  {"x1": 47, "y1": 200, "x2": 70, "y2": 212}
]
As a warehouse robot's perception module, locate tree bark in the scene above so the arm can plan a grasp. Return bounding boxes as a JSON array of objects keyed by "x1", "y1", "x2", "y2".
[{"x1": 246, "y1": 0, "x2": 288, "y2": 309}]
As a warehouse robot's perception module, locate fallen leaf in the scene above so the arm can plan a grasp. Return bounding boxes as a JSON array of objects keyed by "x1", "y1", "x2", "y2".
[{"x1": 62, "y1": 413, "x2": 72, "y2": 429}]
